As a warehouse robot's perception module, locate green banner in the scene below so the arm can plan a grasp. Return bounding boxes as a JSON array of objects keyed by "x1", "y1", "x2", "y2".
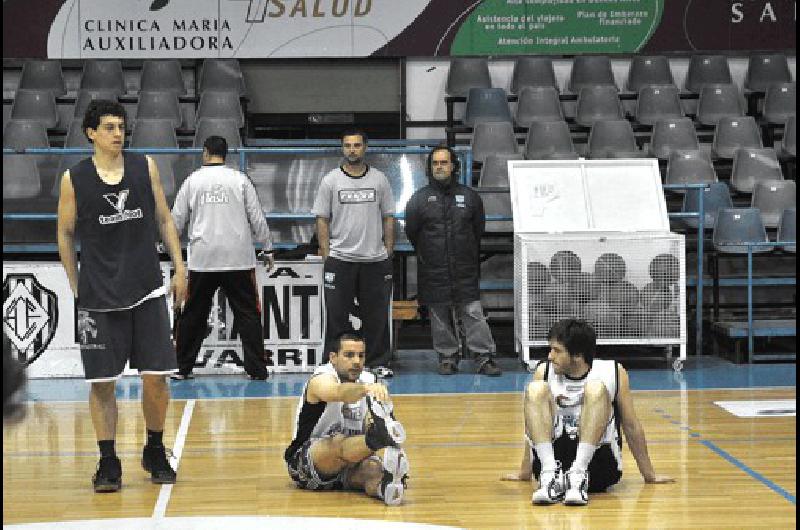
[{"x1": 452, "y1": 0, "x2": 663, "y2": 55}]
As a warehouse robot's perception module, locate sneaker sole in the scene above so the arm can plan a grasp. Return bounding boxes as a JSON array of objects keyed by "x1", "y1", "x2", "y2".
[
  {"x1": 563, "y1": 494, "x2": 588, "y2": 506},
  {"x1": 94, "y1": 482, "x2": 121, "y2": 493},
  {"x1": 368, "y1": 399, "x2": 406, "y2": 446},
  {"x1": 381, "y1": 447, "x2": 410, "y2": 506},
  {"x1": 532, "y1": 493, "x2": 562, "y2": 505},
  {"x1": 141, "y1": 458, "x2": 177, "y2": 484}
]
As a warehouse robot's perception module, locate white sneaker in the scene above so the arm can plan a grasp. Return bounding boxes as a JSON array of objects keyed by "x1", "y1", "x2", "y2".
[
  {"x1": 377, "y1": 446, "x2": 410, "y2": 506},
  {"x1": 564, "y1": 469, "x2": 590, "y2": 506},
  {"x1": 532, "y1": 464, "x2": 565, "y2": 505}
]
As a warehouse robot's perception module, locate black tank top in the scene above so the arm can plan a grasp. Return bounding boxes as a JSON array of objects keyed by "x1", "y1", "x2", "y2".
[{"x1": 71, "y1": 153, "x2": 163, "y2": 310}]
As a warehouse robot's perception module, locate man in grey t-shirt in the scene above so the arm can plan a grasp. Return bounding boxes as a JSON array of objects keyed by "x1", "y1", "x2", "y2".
[{"x1": 312, "y1": 130, "x2": 395, "y2": 375}]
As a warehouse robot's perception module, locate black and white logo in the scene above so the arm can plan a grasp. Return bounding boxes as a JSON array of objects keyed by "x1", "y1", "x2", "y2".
[
  {"x1": 339, "y1": 188, "x2": 376, "y2": 204},
  {"x1": 2, "y1": 274, "x2": 59, "y2": 366},
  {"x1": 99, "y1": 189, "x2": 143, "y2": 224}
]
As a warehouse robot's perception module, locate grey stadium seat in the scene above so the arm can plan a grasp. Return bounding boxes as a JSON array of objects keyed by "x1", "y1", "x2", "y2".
[
  {"x1": 19, "y1": 60, "x2": 66, "y2": 97},
  {"x1": 751, "y1": 180, "x2": 796, "y2": 228},
  {"x1": 778, "y1": 208, "x2": 796, "y2": 253},
  {"x1": 635, "y1": 85, "x2": 683, "y2": 126},
  {"x1": 514, "y1": 86, "x2": 564, "y2": 127},
  {"x1": 197, "y1": 90, "x2": 244, "y2": 128},
  {"x1": 696, "y1": 84, "x2": 745, "y2": 127},
  {"x1": 445, "y1": 58, "x2": 492, "y2": 97},
  {"x1": 10, "y1": 89, "x2": 58, "y2": 129},
  {"x1": 685, "y1": 55, "x2": 732, "y2": 93},
  {"x1": 712, "y1": 116, "x2": 763, "y2": 160},
  {"x1": 712, "y1": 207, "x2": 771, "y2": 254},
  {"x1": 575, "y1": 86, "x2": 623, "y2": 127},
  {"x1": 681, "y1": 181, "x2": 734, "y2": 230},
  {"x1": 463, "y1": 88, "x2": 512, "y2": 127},
  {"x1": 3, "y1": 119, "x2": 50, "y2": 168},
  {"x1": 53, "y1": 119, "x2": 94, "y2": 197},
  {"x1": 480, "y1": 190, "x2": 514, "y2": 233},
  {"x1": 80, "y1": 60, "x2": 126, "y2": 95},
  {"x1": 666, "y1": 150, "x2": 718, "y2": 191},
  {"x1": 626, "y1": 55, "x2": 675, "y2": 93},
  {"x1": 478, "y1": 153, "x2": 524, "y2": 187},
  {"x1": 730, "y1": 148, "x2": 783, "y2": 194},
  {"x1": 140, "y1": 60, "x2": 186, "y2": 95},
  {"x1": 470, "y1": 121, "x2": 518, "y2": 163},
  {"x1": 135, "y1": 91, "x2": 182, "y2": 129},
  {"x1": 649, "y1": 118, "x2": 700, "y2": 160},
  {"x1": 199, "y1": 59, "x2": 247, "y2": 95},
  {"x1": 762, "y1": 83, "x2": 796, "y2": 125},
  {"x1": 781, "y1": 116, "x2": 796, "y2": 158},
  {"x1": 588, "y1": 120, "x2": 645, "y2": 159},
  {"x1": 3, "y1": 154, "x2": 42, "y2": 199},
  {"x1": 511, "y1": 57, "x2": 558, "y2": 94},
  {"x1": 131, "y1": 118, "x2": 180, "y2": 198},
  {"x1": 568, "y1": 56, "x2": 616, "y2": 93},
  {"x1": 73, "y1": 90, "x2": 119, "y2": 119},
  {"x1": 745, "y1": 53, "x2": 793, "y2": 93},
  {"x1": 524, "y1": 121, "x2": 579, "y2": 160}
]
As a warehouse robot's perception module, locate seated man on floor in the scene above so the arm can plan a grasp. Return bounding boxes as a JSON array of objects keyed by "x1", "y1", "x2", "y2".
[
  {"x1": 284, "y1": 332, "x2": 410, "y2": 505},
  {"x1": 503, "y1": 318, "x2": 674, "y2": 506}
]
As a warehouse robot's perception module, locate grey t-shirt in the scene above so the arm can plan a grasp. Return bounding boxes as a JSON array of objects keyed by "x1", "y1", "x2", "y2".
[{"x1": 311, "y1": 166, "x2": 395, "y2": 262}]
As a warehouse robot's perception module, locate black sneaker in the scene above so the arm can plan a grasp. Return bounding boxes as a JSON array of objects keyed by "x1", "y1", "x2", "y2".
[
  {"x1": 247, "y1": 372, "x2": 269, "y2": 381},
  {"x1": 364, "y1": 396, "x2": 406, "y2": 451},
  {"x1": 438, "y1": 358, "x2": 458, "y2": 375},
  {"x1": 477, "y1": 358, "x2": 503, "y2": 377},
  {"x1": 170, "y1": 372, "x2": 194, "y2": 381},
  {"x1": 93, "y1": 456, "x2": 122, "y2": 493},
  {"x1": 141, "y1": 445, "x2": 176, "y2": 484}
]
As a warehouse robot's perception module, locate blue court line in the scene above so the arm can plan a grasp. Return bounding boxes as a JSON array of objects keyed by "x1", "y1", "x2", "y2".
[
  {"x1": 657, "y1": 409, "x2": 796, "y2": 505},
  {"x1": 699, "y1": 439, "x2": 796, "y2": 504}
]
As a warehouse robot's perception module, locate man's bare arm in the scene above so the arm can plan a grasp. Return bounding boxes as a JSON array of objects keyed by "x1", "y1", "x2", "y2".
[
  {"x1": 148, "y1": 156, "x2": 187, "y2": 307},
  {"x1": 56, "y1": 171, "x2": 79, "y2": 297},
  {"x1": 383, "y1": 215, "x2": 395, "y2": 257},
  {"x1": 307, "y1": 374, "x2": 389, "y2": 404},
  {"x1": 316, "y1": 216, "x2": 331, "y2": 259}
]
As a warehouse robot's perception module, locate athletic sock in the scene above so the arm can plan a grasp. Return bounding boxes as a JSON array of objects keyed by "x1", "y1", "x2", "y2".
[
  {"x1": 534, "y1": 442, "x2": 557, "y2": 472},
  {"x1": 98, "y1": 440, "x2": 116, "y2": 459},
  {"x1": 146, "y1": 429, "x2": 164, "y2": 448},
  {"x1": 570, "y1": 442, "x2": 598, "y2": 474}
]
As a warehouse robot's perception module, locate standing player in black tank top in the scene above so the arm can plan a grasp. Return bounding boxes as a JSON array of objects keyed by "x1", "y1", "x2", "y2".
[{"x1": 56, "y1": 100, "x2": 188, "y2": 493}]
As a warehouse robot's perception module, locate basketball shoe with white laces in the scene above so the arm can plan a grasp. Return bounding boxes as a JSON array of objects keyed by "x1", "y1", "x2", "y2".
[
  {"x1": 564, "y1": 469, "x2": 590, "y2": 506},
  {"x1": 364, "y1": 396, "x2": 406, "y2": 450},
  {"x1": 377, "y1": 446, "x2": 410, "y2": 506},
  {"x1": 532, "y1": 462, "x2": 566, "y2": 505}
]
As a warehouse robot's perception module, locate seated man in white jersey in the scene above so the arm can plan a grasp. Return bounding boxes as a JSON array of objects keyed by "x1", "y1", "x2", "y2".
[
  {"x1": 284, "y1": 332, "x2": 410, "y2": 505},
  {"x1": 503, "y1": 319, "x2": 674, "y2": 505}
]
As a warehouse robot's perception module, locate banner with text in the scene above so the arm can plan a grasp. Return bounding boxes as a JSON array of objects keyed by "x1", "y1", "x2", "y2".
[
  {"x1": 2, "y1": 260, "x2": 324, "y2": 378},
  {"x1": 3, "y1": 0, "x2": 795, "y2": 58}
]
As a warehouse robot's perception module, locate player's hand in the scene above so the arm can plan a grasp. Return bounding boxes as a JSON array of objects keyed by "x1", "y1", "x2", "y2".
[
  {"x1": 645, "y1": 475, "x2": 676, "y2": 484},
  {"x1": 171, "y1": 271, "x2": 188, "y2": 311},
  {"x1": 500, "y1": 471, "x2": 532, "y2": 482},
  {"x1": 365, "y1": 382, "x2": 390, "y2": 403},
  {"x1": 258, "y1": 250, "x2": 275, "y2": 272}
]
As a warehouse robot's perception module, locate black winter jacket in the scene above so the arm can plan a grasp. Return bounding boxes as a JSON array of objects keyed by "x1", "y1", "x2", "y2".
[{"x1": 404, "y1": 179, "x2": 485, "y2": 305}]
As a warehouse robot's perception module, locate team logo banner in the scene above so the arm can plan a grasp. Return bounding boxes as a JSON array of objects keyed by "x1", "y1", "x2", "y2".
[
  {"x1": 2, "y1": 260, "x2": 325, "y2": 377},
  {"x1": 3, "y1": 0, "x2": 794, "y2": 58}
]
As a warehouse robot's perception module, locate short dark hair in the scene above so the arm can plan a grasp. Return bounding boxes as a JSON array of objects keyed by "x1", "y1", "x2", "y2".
[
  {"x1": 335, "y1": 331, "x2": 365, "y2": 353},
  {"x1": 340, "y1": 129, "x2": 368, "y2": 145},
  {"x1": 82, "y1": 99, "x2": 127, "y2": 141},
  {"x1": 426, "y1": 144, "x2": 461, "y2": 179},
  {"x1": 203, "y1": 135, "x2": 228, "y2": 158},
  {"x1": 547, "y1": 319, "x2": 596, "y2": 364}
]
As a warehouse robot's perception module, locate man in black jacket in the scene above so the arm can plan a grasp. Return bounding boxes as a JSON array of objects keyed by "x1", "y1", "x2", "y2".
[{"x1": 404, "y1": 146, "x2": 501, "y2": 376}]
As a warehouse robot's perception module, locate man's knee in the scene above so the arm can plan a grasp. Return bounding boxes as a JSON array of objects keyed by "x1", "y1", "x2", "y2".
[
  {"x1": 525, "y1": 381, "x2": 551, "y2": 402},
  {"x1": 91, "y1": 381, "x2": 116, "y2": 398}
]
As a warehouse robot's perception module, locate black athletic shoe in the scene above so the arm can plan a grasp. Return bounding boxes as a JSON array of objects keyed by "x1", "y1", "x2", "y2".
[
  {"x1": 477, "y1": 358, "x2": 502, "y2": 377},
  {"x1": 141, "y1": 445, "x2": 176, "y2": 484},
  {"x1": 364, "y1": 396, "x2": 406, "y2": 451},
  {"x1": 93, "y1": 456, "x2": 122, "y2": 493},
  {"x1": 247, "y1": 372, "x2": 269, "y2": 381},
  {"x1": 170, "y1": 372, "x2": 194, "y2": 381}
]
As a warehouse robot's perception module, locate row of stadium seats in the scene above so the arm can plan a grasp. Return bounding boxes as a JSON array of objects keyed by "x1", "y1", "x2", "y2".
[
  {"x1": 467, "y1": 116, "x2": 796, "y2": 162},
  {"x1": 445, "y1": 54, "x2": 795, "y2": 96},
  {"x1": 5, "y1": 58, "x2": 246, "y2": 98},
  {"x1": 456, "y1": 82, "x2": 795, "y2": 128}
]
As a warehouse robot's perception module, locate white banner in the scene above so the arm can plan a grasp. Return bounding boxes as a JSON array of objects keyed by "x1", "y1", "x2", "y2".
[
  {"x1": 2, "y1": 259, "x2": 324, "y2": 378},
  {"x1": 47, "y1": 0, "x2": 432, "y2": 58}
]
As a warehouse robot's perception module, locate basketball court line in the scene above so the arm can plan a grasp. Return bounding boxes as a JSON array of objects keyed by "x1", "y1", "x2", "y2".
[
  {"x1": 655, "y1": 408, "x2": 797, "y2": 505},
  {"x1": 152, "y1": 399, "x2": 195, "y2": 518}
]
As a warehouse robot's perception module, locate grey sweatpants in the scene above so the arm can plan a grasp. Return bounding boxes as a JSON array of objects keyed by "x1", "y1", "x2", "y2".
[{"x1": 428, "y1": 300, "x2": 496, "y2": 361}]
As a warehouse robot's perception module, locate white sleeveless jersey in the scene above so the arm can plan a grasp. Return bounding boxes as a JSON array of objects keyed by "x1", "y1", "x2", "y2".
[
  {"x1": 285, "y1": 363, "x2": 377, "y2": 460},
  {"x1": 543, "y1": 359, "x2": 622, "y2": 454}
]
